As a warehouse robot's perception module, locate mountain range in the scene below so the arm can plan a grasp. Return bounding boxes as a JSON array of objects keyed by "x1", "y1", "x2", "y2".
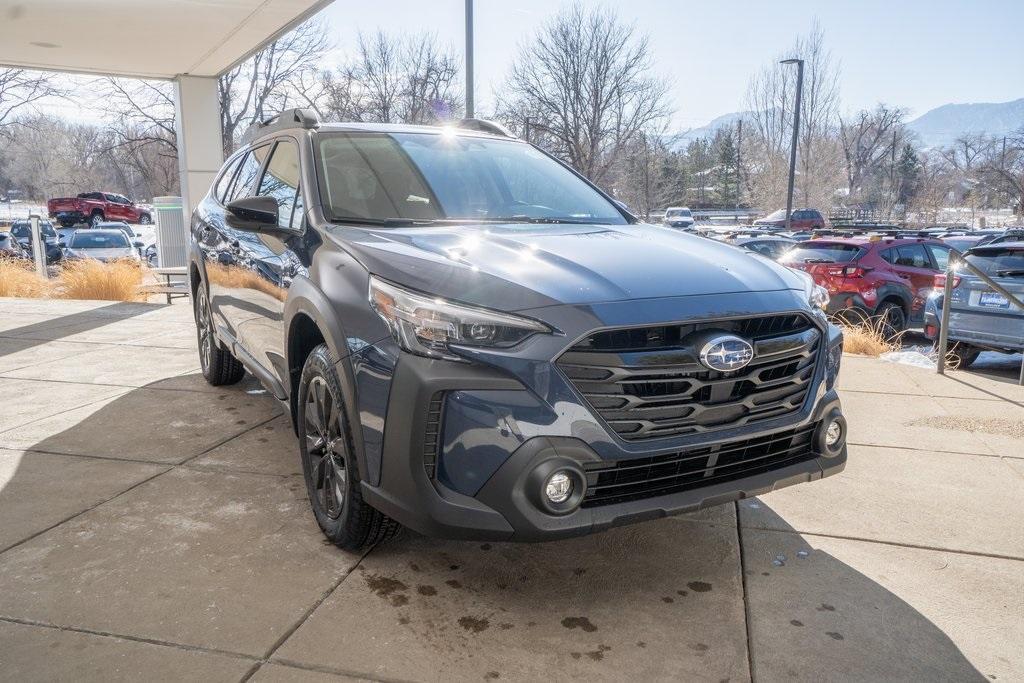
[{"x1": 677, "y1": 98, "x2": 1024, "y2": 150}]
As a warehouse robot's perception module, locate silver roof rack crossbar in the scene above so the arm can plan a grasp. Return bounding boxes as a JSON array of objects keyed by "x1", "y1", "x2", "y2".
[
  {"x1": 241, "y1": 108, "x2": 320, "y2": 144},
  {"x1": 456, "y1": 118, "x2": 515, "y2": 138}
]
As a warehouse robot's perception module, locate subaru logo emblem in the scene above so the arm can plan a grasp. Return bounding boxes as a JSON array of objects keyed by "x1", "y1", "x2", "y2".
[{"x1": 699, "y1": 335, "x2": 754, "y2": 372}]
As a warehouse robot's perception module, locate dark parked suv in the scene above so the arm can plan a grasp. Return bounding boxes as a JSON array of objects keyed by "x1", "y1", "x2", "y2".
[{"x1": 189, "y1": 110, "x2": 847, "y2": 549}]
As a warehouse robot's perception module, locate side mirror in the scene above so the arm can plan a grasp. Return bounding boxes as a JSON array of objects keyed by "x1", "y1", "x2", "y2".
[
  {"x1": 59, "y1": 240, "x2": 66, "y2": 248},
  {"x1": 133, "y1": 240, "x2": 145, "y2": 248},
  {"x1": 225, "y1": 196, "x2": 279, "y2": 230}
]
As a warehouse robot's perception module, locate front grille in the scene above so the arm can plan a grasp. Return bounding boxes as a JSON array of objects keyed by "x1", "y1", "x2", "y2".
[
  {"x1": 557, "y1": 314, "x2": 819, "y2": 441},
  {"x1": 581, "y1": 423, "x2": 818, "y2": 507},
  {"x1": 422, "y1": 392, "x2": 445, "y2": 480}
]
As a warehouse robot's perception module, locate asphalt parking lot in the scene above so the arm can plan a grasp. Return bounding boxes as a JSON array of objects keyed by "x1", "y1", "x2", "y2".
[{"x1": 0, "y1": 297, "x2": 1022, "y2": 682}]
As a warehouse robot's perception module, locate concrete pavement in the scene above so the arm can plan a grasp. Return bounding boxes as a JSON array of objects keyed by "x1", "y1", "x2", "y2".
[{"x1": 0, "y1": 297, "x2": 1021, "y2": 681}]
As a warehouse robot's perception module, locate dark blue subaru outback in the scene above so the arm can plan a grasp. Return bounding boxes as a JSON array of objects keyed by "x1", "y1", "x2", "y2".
[{"x1": 189, "y1": 109, "x2": 846, "y2": 549}]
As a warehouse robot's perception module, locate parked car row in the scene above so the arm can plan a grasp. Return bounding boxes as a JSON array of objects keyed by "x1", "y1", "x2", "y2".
[{"x1": 0, "y1": 218, "x2": 152, "y2": 265}]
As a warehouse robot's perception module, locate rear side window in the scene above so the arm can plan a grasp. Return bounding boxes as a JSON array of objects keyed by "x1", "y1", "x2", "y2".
[
  {"x1": 257, "y1": 140, "x2": 301, "y2": 230},
  {"x1": 926, "y1": 244, "x2": 952, "y2": 271},
  {"x1": 783, "y1": 243, "x2": 861, "y2": 263},
  {"x1": 894, "y1": 245, "x2": 929, "y2": 268},
  {"x1": 965, "y1": 248, "x2": 1024, "y2": 277},
  {"x1": 214, "y1": 155, "x2": 244, "y2": 202}
]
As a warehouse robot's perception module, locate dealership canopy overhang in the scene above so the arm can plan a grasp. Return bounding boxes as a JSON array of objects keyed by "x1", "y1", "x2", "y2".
[{"x1": 0, "y1": 0, "x2": 332, "y2": 215}]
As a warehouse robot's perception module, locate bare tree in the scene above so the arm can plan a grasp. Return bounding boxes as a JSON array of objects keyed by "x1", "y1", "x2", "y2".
[
  {"x1": 0, "y1": 68, "x2": 63, "y2": 136},
  {"x1": 219, "y1": 19, "x2": 331, "y2": 154},
  {"x1": 745, "y1": 21, "x2": 842, "y2": 209},
  {"x1": 498, "y1": 3, "x2": 671, "y2": 186},
  {"x1": 978, "y1": 129, "x2": 1024, "y2": 217},
  {"x1": 839, "y1": 104, "x2": 907, "y2": 201},
  {"x1": 323, "y1": 31, "x2": 461, "y2": 124}
]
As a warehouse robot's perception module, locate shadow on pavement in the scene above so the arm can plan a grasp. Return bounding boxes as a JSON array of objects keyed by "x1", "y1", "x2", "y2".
[
  {"x1": 0, "y1": 372, "x2": 990, "y2": 680},
  {"x1": 0, "y1": 302, "x2": 164, "y2": 356}
]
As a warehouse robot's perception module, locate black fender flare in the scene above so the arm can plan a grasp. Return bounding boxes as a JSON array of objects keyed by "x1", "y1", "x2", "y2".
[
  {"x1": 872, "y1": 283, "x2": 913, "y2": 316},
  {"x1": 283, "y1": 275, "x2": 370, "y2": 481}
]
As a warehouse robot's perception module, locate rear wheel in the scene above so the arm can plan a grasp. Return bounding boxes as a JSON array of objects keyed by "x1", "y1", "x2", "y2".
[
  {"x1": 945, "y1": 342, "x2": 980, "y2": 369},
  {"x1": 875, "y1": 302, "x2": 907, "y2": 340},
  {"x1": 138, "y1": 213, "x2": 152, "y2": 225},
  {"x1": 193, "y1": 285, "x2": 245, "y2": 385},
  {"x1": 298, "y1": 344, "x2": 399, "y2": 550},
  {"x1": 89, "y1": 212, "x2": 104, "y2": 227}
]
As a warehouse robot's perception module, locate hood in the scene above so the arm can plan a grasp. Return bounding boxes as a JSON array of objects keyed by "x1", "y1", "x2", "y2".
[
  {"x1": 68, "y1": 248, "x2": 136, "y2": 261},
  {"x1": 334, "y1": 222, "x2": 805, "y2": 311}
]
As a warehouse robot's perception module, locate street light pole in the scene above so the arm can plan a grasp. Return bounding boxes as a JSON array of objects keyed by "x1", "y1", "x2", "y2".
[
  {"x1": 465, "y1": 0, "x2": 474, "y2": 118},
  {"x1": 781, "y1": 58, "x2": 804, "y2": 233}
]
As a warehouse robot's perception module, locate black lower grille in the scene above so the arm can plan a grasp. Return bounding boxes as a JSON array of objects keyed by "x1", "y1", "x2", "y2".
[
  {"x1": 581, "y1": 423, "x2": 818, "y2": 508},
  {"x1": 422, "y1": 393, "x2": 445, "y2": 480},
  {"x1": 557, "y1": 314, "x2": 820, "y2": 441}
]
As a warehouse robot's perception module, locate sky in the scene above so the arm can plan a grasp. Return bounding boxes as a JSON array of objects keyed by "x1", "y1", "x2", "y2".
[{"x1": 315, "y1": 0, "x2": 1024, "y2": 130}]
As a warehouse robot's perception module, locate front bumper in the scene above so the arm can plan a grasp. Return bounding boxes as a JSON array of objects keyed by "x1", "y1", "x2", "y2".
[{"x1": 358, "y1": 312, "x2": 847, "y2": 542}]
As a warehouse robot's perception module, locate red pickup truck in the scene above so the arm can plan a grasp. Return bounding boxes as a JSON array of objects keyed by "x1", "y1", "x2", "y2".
[{"x1": 47, "y1": 192, "x2": 152, "y2": 227}]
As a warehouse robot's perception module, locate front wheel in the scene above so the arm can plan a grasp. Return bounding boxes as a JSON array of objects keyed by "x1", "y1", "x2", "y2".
[
  {"x1": 138, "y1": 213, "x2": 152, "y2": 225},
  {"x1": 298, "y1": 344, "x2": 398, "y2": 550},
  {"x1": 89, "y1": 212, "x2": 104, "y2": 228}
]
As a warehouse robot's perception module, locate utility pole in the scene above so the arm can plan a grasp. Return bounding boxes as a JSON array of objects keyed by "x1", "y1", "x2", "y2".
[
  {"x1": 465, "y1": 0, "x2": 474, "y2": 118},
  {"x1": 889, "y1": 129, "x2": 897, "y2": 220},
  {"x1": 735, "y1": 119, "x2": 743, "y2": 221},
  {"x1": 780, "y1": 58, "x2": 804, "y2": 232}
]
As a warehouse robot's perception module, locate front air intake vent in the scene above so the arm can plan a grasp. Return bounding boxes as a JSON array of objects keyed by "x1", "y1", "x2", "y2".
[{"x1": 422, "y1": 392, "x2": 445, "y2": 480}]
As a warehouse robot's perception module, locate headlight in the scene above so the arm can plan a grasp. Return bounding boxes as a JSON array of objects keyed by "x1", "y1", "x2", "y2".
[
  {"x1": 369, "y1": 276, "x2": 552, "y2": 360},
  {"x1": 795, "y1": 270, "x2": 830, "y2": 309}
]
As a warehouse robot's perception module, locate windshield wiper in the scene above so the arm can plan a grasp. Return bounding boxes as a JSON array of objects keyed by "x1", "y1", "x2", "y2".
[
  {"x1": 330, "y1": 216, "x2": 445, "y2": 227},
  {"x1": 995, "y1": 269, "x2": 1024, "y2": 277},
  {"x1": 492, "y1": 215, "x2": 602, "y2": 224},
  {"x1": 803, "y1": 258, "x2": 834, "y2": 264}
]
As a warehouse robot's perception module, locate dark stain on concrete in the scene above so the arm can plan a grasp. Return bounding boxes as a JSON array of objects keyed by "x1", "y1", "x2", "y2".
[
  {"x1": 687, "y1": 581, "x2": 713, "y2": 592},
  {"x1": 573, "y1": 567, "x2": 587, "y2": 576},
  {"x1": 480, "y1": 543, "x2": 492, "y2": 551},
  {"x1": 790, "y1": 620, "x2": 804, "y2": 627},
  {"x1": 761, "y1": 572, "x2": 770, "y2": 576},
  {"x1": 417, "y1": 585, "x2": 437, "y2": 596},
  {"x1": 364, "y1": 574, "x2": 409, "y2": 606},
  {"x1": 484, "y1": 672, "x2": 500, "y2": 680},
  {"x1": 449, "y1": 564, "x2": 460, "y2": 570},
  {"x1": 398, "y1": 616, "x2": 410, "y2": 625},
  {"x1": 498, "y1": 623, "x2": 514, "y2": 630},
  {"x1": 825, "y1": 631, "x2": 844, "y2": 641},
  {"x1": 561, "y1": 616, "x2": 598, "y2": 632},
  {"x1": 409, "y1": 562, "x2": 421, "y2": 572},
  {"x1": 586, "y1": 644, "x2": 612, "y2": 661},
  {"x1": 690, "y1": 643, "x2": 709, "y2": 653},
  {"x1": 661, "y1": 596, "x2": 674, "y2": 603},
  {"x1": 256, "y1": 437, "x2": 268, "y2": 443},
  {"x1": 817, "y1": 603, "x2": 836, "y2": 612},
  {"x1": 636, "y1": 641, "x2": 646, "y2": 648},
  {"x1": 570, "y1": 652, "x2": 582, "y2": 660},
  {"x1": 677, "y1": 590, "x2": 688, "y2": 597},
  {"x1": 446, "y1": 579, "x2": 463, "y2": 589},
  {"x1": 458, "y1": 616, "x2": 490, "y2": 633}
]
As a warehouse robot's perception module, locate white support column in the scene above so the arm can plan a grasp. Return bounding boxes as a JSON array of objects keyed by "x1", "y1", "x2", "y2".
[{"x1": 173, "y1": 75, "x2": 223, "y2": 222}]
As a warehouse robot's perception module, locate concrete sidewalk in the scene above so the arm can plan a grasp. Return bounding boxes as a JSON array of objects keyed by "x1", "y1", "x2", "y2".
[{"x1": 0, "y1": 297, "x2": 1021, "y2": 682}]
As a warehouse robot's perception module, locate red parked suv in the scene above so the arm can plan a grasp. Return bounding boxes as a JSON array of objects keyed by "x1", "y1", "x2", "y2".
[{"x1": 780, "y1": 236, "x2": 954, "y2": 335}]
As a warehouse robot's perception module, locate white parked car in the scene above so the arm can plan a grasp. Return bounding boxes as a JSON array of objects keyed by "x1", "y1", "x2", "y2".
[{"x1": 663, "y1": 206, "x2": 695, "y2": 230}]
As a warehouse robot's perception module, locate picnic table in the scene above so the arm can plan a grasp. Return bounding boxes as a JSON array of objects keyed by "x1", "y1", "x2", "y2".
[{"x1": 142, "y1": 266, "x2": 189, "y2": 305}]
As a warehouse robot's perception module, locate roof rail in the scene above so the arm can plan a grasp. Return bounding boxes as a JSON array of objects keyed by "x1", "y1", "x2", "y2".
[
  {"x1": 456, "y1": 118, "x2": 515, "y2": 138},
  {"x1": 241, "y1": 108, "x2": 320, "y2": 144}
]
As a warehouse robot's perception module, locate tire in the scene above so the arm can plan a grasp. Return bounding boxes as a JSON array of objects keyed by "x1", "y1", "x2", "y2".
[
  {"x1": 138, "y1": 213, "x2": 152, "y2": 225},
  {"x1": 875, "y1": 302, "x2": 907, "y2": 340},
  {"x1": 946, "y1": 342, "x2": 980, "y2": 369},
  {"x1": 298, "y1": 344, "x2": 399, "y2": 550},
  {"x1": 193, "y1": 285, "x2": 245, "y2": 385},
  {"x1": 89, "y1": 212, "x2": 104, "y2": 227}
]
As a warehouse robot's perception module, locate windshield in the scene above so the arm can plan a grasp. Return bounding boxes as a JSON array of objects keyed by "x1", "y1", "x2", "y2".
[
  {"x1": 943, "y1": 238, "x2": 980, "y2": 252},
  {"x1": 666, "y1": 209, "x2": 691, "y2": 218},
  {"x1": 316, "y1": 132, "x2": 626, "y2": 225},
  {"x1": 965, "y1": 248, "x2": 1024, "y2": 277},
  {"x1": 781, "y1": 243, "x2": 862, "y2": 263},
  {"x1": 10, "y1": 222, "x2": 56, "y2": 240},
  {"x1": 761, "y1": 209, "x2": 787, "y2": 221},
  {"x1": 70, "y1": 232, "x2": 129, "y2": 249}
]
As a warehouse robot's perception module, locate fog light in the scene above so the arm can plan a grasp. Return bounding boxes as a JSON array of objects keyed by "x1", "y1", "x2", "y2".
[
  {"x1": 825, "y1": 420, "x2": 843, "y2": 447},
  {"x1": 545, "y1": 471, "x2": 573, "y2": 504}
]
